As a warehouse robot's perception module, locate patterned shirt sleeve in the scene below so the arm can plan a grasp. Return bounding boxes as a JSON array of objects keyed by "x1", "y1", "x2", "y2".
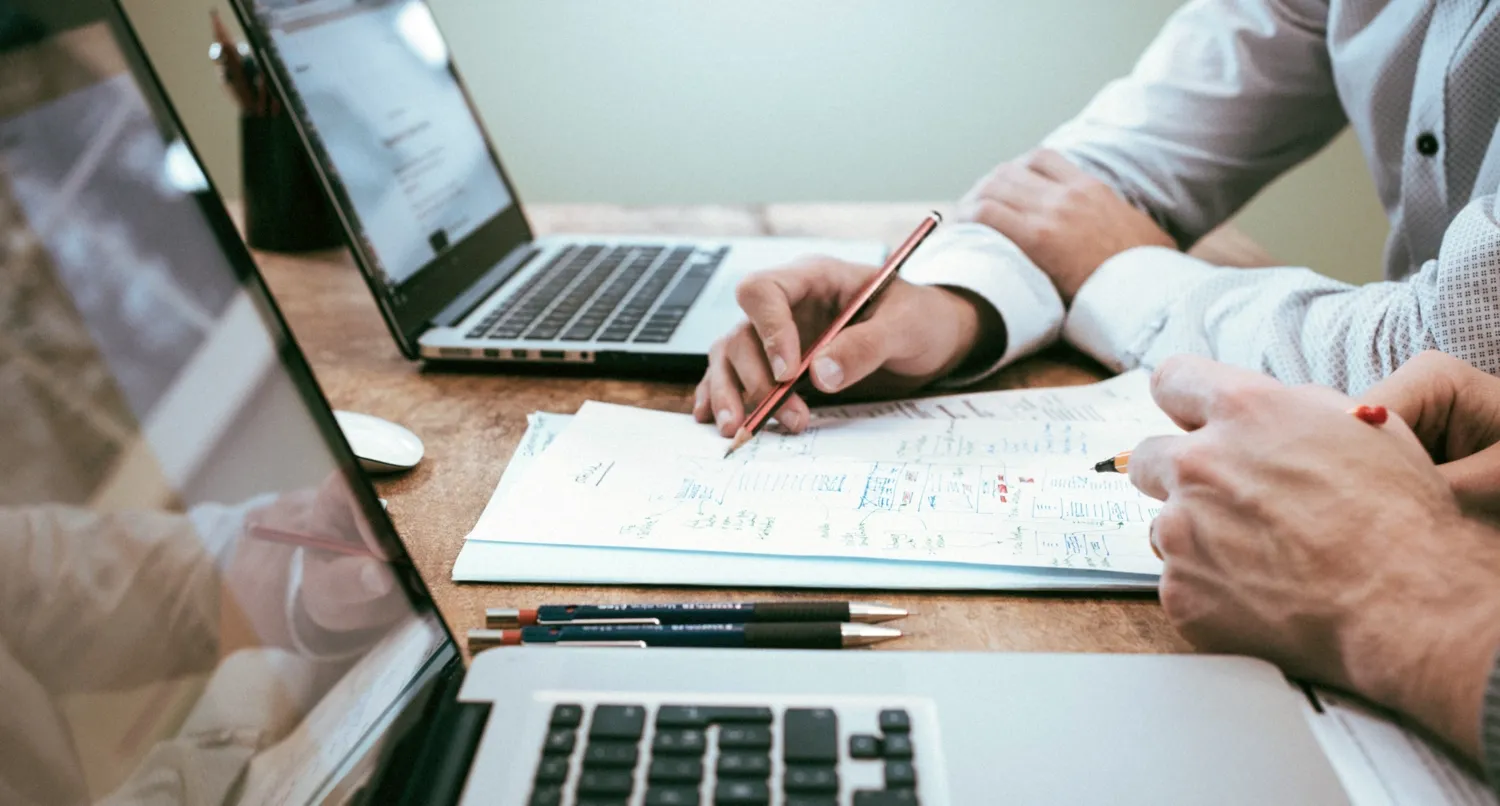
[{"x1": 1063, "y1": 194, "x2": 1500, "y2": 392}]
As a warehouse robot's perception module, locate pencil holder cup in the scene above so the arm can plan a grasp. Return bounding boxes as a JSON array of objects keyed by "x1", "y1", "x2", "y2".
[{"x1": 241, "y1": 113, "x2": 343, "y2": 253}]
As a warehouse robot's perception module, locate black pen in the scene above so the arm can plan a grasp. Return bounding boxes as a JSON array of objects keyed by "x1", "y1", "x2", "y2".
[
  {"x1": 467, "y1": 622, "x2": 901, "y2": 651},
  {"x1": 486, "y1": 601, "x2": 907, "y2": 628}
]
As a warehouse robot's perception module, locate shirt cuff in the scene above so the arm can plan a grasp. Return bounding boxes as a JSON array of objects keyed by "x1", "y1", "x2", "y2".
[
  {"x1": 900, "y1": 222, "x2": 1065, "y2": 387},
  {"x1": 1484, "y1": 647, "x2": 1500, "y2": 787},
  {"x1": 1064, "y1": 246, "x2": 1218, "y2": 372}
]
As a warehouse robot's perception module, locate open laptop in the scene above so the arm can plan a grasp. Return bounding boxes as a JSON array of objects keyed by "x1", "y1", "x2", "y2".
[
  {"x1": 0, "y1": 3, "x2": 1371, "y2": 804},
  {"x1": 224, "y1": 0, "x2": 885, "y2": 372}
]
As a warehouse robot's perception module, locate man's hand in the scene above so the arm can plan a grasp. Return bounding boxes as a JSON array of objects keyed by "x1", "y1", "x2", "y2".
[
  {"x1": 1127, "y1": 355, "x2": 1500, "y2": 764},
  {"x1": 1359, "y1": 350, "x2": 1500, "y2": 518},
  {"x1": 960, "y1": 149, "x2": 1175, "y2": 302},
  {"x1": 694, "y1": 257, "x2": 995, "y2": 436}
]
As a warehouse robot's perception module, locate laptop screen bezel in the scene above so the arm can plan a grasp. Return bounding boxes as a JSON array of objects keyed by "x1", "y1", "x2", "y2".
[
  {"x1": 11, "y1": 0, "x2": 468, "y2": 795},
  {"x1": 227, "y1": 0, "x2": 536, "y2": 358}
]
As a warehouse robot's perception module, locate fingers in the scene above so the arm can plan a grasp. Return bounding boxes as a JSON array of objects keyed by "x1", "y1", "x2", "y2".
[
  {"x1": 1439, "y1": 443, "x2": 1500, "y2": 516},
  {"x1": 705, "y1": 337, "x2": 747, "y2": 436},
  {"x1": 1126, "y1": 434, "x2": 1180, "y2": 501},
  {"x1": 1025, "y1": 148, "x2": 1092, "y2": 184},
  {"x1": 1149, "y1": 355, "x2": 1280, "y2": 431},
  {"x1": 300, "y1": 555, "x2": 405, "y2": 632},
  {"x1": 735, "y1": 261, "x2": 836, "y2": 382},
  {"x1": 809, "y1": 320, "x2": 893, "y2": 394},
  {"x1": 1358, "y1": 351, "x2": 1462, "y2": 452}
]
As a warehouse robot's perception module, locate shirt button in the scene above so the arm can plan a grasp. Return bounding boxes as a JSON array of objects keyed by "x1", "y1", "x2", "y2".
[{"x1": 1415, "y1": 132, "x2": 1440, "y2": 156}]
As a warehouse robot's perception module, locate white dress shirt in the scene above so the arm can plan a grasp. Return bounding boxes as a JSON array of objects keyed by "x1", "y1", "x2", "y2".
[{"x1": 901, "y1": 0, "x2": 1500, "y2": 393}]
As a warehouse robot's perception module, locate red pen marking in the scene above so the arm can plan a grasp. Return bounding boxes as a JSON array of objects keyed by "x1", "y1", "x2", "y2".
[{"x1": 1349, "y1": 405, "x2": 1388, "y2": 426}]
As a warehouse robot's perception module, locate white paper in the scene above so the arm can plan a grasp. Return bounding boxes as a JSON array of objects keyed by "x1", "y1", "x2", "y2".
[
  {"x1": 472, "y1": 374, "x2": 1175, "y2": 575},
  {"x1": 1304, "y1": 688, "x2": 1497, "y2": 806}
]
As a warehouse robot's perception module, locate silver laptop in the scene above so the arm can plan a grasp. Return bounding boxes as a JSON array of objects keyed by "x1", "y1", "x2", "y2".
[
  {"x1": 227, "y1": 0, "x2": 885, "y2": 372},
  {"x1": 3, "y1": 4, "x2": 1356, "y2": 804}
]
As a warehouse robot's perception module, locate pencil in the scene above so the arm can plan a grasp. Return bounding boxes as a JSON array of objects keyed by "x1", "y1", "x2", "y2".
[
  {"x1": 723, "y1": 211, "x2": 944, "y2": 458},
  {"x1": 247, "y1": 523, "x2": 378, "y2": 558},
  {"x1": 1091, "y1": 404, "x2": 1390, "y2": 473}
]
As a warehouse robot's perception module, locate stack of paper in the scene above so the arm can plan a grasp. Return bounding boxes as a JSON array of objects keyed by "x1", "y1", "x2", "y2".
[{"x1": 453, "y1": 371, "x2": 1177, "y2": 590}]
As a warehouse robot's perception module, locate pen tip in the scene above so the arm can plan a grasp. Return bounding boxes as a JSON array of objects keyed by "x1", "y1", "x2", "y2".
[
  {"x1": 1092, "y1": 458, "x2": 1115, "y2": 473},
  {"x1": 929, "y1": 210, "x2": 943, "y2": 223},
  {"x1": 841, "y1": 623, "x2": 903, "y2": 647},
  {"x1": 848, "y1": 603, "x2": 909, "y2": 623}
]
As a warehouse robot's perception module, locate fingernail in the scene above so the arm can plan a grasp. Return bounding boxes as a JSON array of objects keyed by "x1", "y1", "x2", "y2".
[
  {"x1": 695, "y1": 386, "x2": 707, "y2": 410},
  {"x1": 779, "y1": 408, "x2": 803, "y2": 430},
  {"x1": 770, "y1": 355, "x2": 789, "y2": 381},
  {"x1": 813, "y1": 357, "x2": 843, "y2": 390},
  {"x1": 716, "y1": 409, "x2": 733, "y2": 428}
]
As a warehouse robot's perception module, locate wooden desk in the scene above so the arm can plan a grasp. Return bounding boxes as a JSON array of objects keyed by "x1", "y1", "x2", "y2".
[{"x1": 254, "y1": 205, "x2": 1265, "y2": 657}]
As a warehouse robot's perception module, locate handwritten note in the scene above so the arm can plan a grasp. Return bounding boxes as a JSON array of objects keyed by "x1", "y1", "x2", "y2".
[{"x1": 478, "y1": 375, "x2": 1175, "y2": 575}]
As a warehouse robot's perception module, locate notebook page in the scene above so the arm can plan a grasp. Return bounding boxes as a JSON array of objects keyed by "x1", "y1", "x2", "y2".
[{"x1": 476, "y1": 381, "x2": 1175, "y2": 574}]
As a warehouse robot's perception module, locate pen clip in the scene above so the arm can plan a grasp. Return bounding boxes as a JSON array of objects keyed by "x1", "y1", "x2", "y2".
[
  {"x1": 536, "y1": 617, "x2": 662, "y2": 626},
  {"x1": 549, "y1": 641, "x2": 650, "y2": 648}
]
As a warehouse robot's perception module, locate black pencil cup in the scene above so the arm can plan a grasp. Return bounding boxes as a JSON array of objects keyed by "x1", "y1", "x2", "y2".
[{"x1": 241, "y1": 113, "x2": 343, "y2": 253}]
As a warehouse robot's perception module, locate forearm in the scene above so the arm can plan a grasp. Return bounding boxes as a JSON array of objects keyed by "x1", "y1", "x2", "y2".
[
  {"x1": 1042, "y1": 0, "x2": 1344, "y2": 245},
  {"x1": 1065, "y1": 195, "x2": 1500, "y2": 393}
]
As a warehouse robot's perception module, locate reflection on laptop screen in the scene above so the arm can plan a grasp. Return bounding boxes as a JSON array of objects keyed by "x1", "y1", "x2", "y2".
[
  {"x1": 252, "y1": 0, "x2": 513, "y2": 290},
  {"x1": 0, "y1": 13, "x2": 447, "y2": 805}
]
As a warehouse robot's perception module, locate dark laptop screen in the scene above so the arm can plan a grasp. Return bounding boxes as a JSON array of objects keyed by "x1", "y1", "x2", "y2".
[
  {"x1": 248, "y1": 0, "x2": 515, "y2": 291},
  {"x1": 0, "y1": 6, "x2": 450, "y2": 804}
]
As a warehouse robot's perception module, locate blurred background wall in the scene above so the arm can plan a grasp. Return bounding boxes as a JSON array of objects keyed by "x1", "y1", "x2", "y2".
[{"x1": 122, "y1": 0, "x2": 1390, "y2": 283}]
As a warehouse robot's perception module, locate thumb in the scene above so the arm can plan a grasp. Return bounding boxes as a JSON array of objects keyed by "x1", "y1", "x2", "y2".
[
  {"x1": 810, "y1": 321, "x2": 892, "y2": 393},
  {"x1": 1438, "y1": 442, "x2": 1500, "y2": 516}
]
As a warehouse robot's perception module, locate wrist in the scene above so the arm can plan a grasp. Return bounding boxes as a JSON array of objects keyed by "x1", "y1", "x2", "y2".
[
  {"x1": 1342, "y1": 517, "x2": 1500, "y2": 760},
  {"x1": 933, "y1": 286, "x2": 1005, "y2": 377}
]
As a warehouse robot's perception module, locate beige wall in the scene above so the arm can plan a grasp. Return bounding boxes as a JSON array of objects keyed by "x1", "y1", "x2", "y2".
[{"x1": 124, "y1": 0, "x2": 1389, "y2": 284}]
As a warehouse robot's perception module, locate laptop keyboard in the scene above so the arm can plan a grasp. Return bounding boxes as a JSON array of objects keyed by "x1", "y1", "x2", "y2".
[
  {"x1": 465, "y1": 243, "x2": 728, "y2": 346},
  {"x1": 529, "y1": 702, "x2": 922, "y2": 805}
]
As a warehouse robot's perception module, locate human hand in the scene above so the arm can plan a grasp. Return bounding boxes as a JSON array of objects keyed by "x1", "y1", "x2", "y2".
[
  {"x1": 693, "y1": 257, "x2": 994, "y2": 436},
  {"x1": 238, "y1": 474, "x2": 407, "y2": 638},
  {"x1": 1128, "y1": 355, "x2": 1500, "y2": 762},
  {"x1": 959, "y1": 149, "x2": 1174, "y2": 303},
  {"x1": 1359, "y1": 350, "x2": 1500, "y2": 519}
]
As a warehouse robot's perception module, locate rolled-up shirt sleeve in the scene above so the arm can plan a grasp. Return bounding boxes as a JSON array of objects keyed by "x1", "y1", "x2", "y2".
[{"x1": 1063, "y1": 194, "x2": 1500, "y2": 392}]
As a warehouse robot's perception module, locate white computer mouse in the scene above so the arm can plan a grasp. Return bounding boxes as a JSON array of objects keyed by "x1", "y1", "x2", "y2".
[{"x1": 334, "y1": 410, "x2": 424, "y2": 474}]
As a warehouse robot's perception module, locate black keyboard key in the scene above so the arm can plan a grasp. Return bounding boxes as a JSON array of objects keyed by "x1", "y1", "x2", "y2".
[
  {"x1": 577, "y1": 768, "x2": 635, "y2": 797},
  {"x1": 551, "y1": 704, "x2": 583, "y2": 728},
  {"x1": 716, "y1": 752, "x2": 770, "y2": 778},
  {"x1": 884, "y1": 760, "x2": 918, "y2": 788},
  {"x1": 714, "y1": 778, "x2": 770, "y2": 805},
  {"x1": 719, "y1": 725, "x2": 773, "y2": 750},
  {"x1": 529, "y1": 786, "x2": 562, "y2": 806},
  {"x1": 879, "y1": 709, "x2": 911, "y2": 733},
  {"x1": 583, "y1": 741, "x2": 639, "y2": 768},
  {"x1": 645, "y1": 788, "x2": 701, "y2": 806},
  {"x1": 786, "y1": 798, "x2": 837, "y2": 806},
  {"x1": 658, "y1": 706, "x2": 776, "y2": 728},
  {"x1": 577, "y1": 799, "x2": 628, "y2": 806},
  {"x1": 853, "y1": 791, "x2": 918, "y2": 806},
  {"x1": 534, "y1": 755, "x2": 570, "y2": 783},
  {"x1": 653, "y1": 728, "x2": 707, "y2": 755},
  {"x1": 849, "y1": 734, "x2": 882, "y2": 759},
  {"x1": 595, "y1": 328, "x2": 632, "y2": 342},
  {"x1": 783, "y1": 708, "x2": 838, "y2": 764},
  {"x1": 783, "y1": 765, "x2": 838, "y2": 793},
  {"x1": 590, "y1": 705, "x2": 646, "y2": 741},
  {"x1": 542, "y1": 728, "x2": 576, "y2": 755},
  {"x1": 648, "y1": 756, "x2": 703, "y2": 783},
  {"x1": 883, "y1": 732, "x2": 913, "y2": 758}
]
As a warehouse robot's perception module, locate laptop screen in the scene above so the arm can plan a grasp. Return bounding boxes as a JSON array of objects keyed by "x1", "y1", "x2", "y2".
[
  {"x1": 0, "y1": 5, "x2": 451, "y2": 804},
  {"x1": 242, "y1": 0, "x2": 529, "y2": 343}
]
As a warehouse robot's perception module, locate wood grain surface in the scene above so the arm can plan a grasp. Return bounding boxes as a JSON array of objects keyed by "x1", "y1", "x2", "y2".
[{"x1": 250, "y1": 204, "x2": 1272, "y2": 658}]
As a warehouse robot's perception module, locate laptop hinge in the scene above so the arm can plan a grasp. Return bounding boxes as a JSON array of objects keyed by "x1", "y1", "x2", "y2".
[
  {"x1": 430, "y1": 244, "x2": 540, "y2": 329},
  {"x1": 357, "y1": 657, "x2": 491, "y2": 806}
]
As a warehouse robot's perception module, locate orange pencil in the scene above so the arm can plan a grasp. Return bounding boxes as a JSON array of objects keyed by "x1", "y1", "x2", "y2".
[
  {"x1": 723, "y1": 211, "x2": 943, "y2": 458},
  {"x1": 1091, "y1": 404, "x2": 1390, "y2": 473}
]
